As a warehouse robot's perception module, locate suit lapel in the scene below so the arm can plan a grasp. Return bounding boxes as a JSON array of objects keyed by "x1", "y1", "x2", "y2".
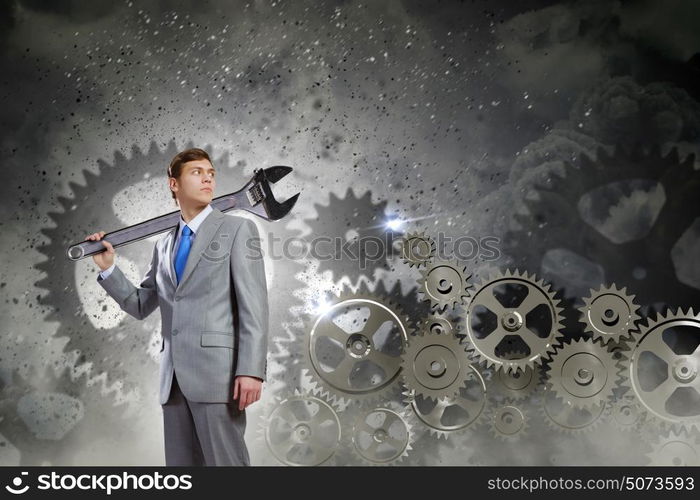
[
  {"x1": 176, "y1": 208, "x2": 225, "y2": 291},
  {"x1": 164, "y1": 226, "x2": 178, "y2": 290}
]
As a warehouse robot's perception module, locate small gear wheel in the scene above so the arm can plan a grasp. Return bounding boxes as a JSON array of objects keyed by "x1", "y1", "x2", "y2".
[
  {"x1": 488, "y1": 404, "x2": 529, "y2": 442},
  {"x1": 545, "y1": 338, "x2": 622, "y2": 410},
  {"x1": 400, "y1": 331, "x2": 470, "y2": 401},
  {"x1": 579, "y1": 284, "x2": 641, "y2": 345},
  {"x1": 646, "y1": 429, "x2": 700, "y2": 466},
  {"x1": 540, "y1": 386, "x2": 606, "y2": 435},
  {"x1": 464, "y1": 268, "x2": 565, "y2": 374},
  {"x1": 400, "y1": 231, "x2": 436, "y2": 268},
  {"x1": 625, "y1": 307, "x2": 700, "y2": 432},
  {"x1": 488, "y1": 349, "x2": 543, "y2": 402},
  {"x1": 417, "y1": 259, "x2": 471, "y2": 312},
  {"x1": 260, "y1": 392, "x2": 342, "y2": 466},
  {"x1": 605, "y1": 394, "x2": 648, "y2": 432},
  {"x1": 404, "y1": 364, "x2": 487, "y2": 439},
  {"x1": 303, "y1": 289, "x2": 412, "y2": 405},
  {"x1": 341, "y1": 402, "x2": 415, "y2": 465},
  {"x1": 418, "y1": 313, "x2": 460, "y2": 337}
]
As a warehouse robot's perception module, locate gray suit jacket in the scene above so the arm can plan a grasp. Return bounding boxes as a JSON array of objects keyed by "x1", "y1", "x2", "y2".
[{"x1": 97, "y1": 208, "x2": 269, "y2": 404}]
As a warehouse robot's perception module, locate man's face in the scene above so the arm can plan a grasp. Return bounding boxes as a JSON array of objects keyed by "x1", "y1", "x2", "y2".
[{"x1": 170, "y1": 159, "x2": 216, "y2": 206}]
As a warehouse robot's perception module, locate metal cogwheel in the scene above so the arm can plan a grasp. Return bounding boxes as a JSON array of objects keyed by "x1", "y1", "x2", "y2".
[
  {"x1": 400, "y1": 231, "x2": 436, "y2": 268},
  {"x1": 624, "y1": 307, "x2": 700, "y2": 432},
  {"x1": 0, "y1": 364, "x2": 154, "y2": 465},
  {"x1": 400, "y1": 331, "x2": 471, "y2": 401},
  {"x1": 341, "y1": 401, "x2": 415, "y2": 465},
  {"x1": 488, "y1": 404, "x2": 529, "y2": 442},
  {"x1": 488, "y1": 349, "x2": 543, "y2": 402},
  {"x1": 404, "y1": 364, "x2": 487, "y2": 439},
  {"x1": 260, "y1": 392, "x2": 342, "y2": 466},
  {"x1": 579, "y1": 284, "x2": 641, "y2": 345},
  {"x1": 418, "y1": 312, "x2": 460, "y2": 337},
  {"x1": 417, "y1": 259, "x2": 471, "y2": 312},
  {"x1": 646, "y1": 429, "x2": 700, "y2": 466},
  {"x1": 540, "y1": 385, "x2": 606, "y2": 435},
  {"x1": 464, "y1": 268, "x2": 565, "y2": 374},
  {"x1": 303, "y1": 289, "x2": 412, "y2": 405},
  {"x1": 545, "y1": 337, "x2": 622, "y2": 410},
  {"x1": 605, "y1": 394, "x2": 648, "y2": 432},
  {"x1": 305, "y1": 188, "x2": 398, "y2": 282}
]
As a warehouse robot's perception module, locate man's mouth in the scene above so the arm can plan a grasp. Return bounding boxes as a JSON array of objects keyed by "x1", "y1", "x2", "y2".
[{"x1": 201, "y1": 188, "x2": 212, "y2": 192}]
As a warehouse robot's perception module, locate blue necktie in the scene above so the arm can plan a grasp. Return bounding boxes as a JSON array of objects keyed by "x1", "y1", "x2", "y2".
[{"x1": 174, "y1": 225, "x2": 193, "y2": 284}]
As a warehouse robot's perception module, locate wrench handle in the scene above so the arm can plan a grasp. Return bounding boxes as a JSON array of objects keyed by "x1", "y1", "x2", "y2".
[{"x1": 67, "y1": 192, "x2": 245, "y2": 261}]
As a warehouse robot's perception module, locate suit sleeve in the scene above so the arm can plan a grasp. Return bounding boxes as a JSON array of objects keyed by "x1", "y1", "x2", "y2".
[
  {"x1": 96, "y1": 242, "x2": 160, "y2": 321},
  {"x1": 231, "y1": 218, "x2": 269, "y2": 381}
]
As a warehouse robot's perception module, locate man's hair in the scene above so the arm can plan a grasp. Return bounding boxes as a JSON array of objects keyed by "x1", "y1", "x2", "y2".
[{"x1": 168, "y1": 148, "x2": 212, "y2": 204}]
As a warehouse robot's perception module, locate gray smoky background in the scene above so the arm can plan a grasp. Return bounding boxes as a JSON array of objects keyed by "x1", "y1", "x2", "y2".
[{"x1": 1, "y1": 0, "x2": 699, "y2": 466}]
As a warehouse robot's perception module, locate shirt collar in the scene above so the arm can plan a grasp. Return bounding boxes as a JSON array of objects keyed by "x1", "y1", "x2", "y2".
[{"x1": 178, "y1": 204, "x2": 213, "y2": 236}]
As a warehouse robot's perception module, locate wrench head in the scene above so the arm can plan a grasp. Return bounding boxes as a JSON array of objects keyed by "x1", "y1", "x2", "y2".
[
  {"x1": 263, "y1": 165, "x2": 293, "y2": 184},
  {"x1": 253, "y1": 167, "x2": 300, "y2": 220}
]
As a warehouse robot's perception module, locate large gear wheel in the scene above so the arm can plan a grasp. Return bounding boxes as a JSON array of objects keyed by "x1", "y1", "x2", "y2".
[
  {"x1": 504, "y1": 146, "x2": 700, "y2": 310},
  {"x1": 0, "y1": 364, "x2": 156, "y2": 465},
  {"x1": 405, "y1": 364, "x2": 487, "y2": 439},
  {"x1": 303, "y1": 288, "x2": 412, "y2": 405},
  {"x1": 280, "y1": 279, "x2": 430, "y2": 393},
  {"x1": 579, "y1": 284, "x2": 641, "y2": 345},
  {"x1": 464, "y1": 268, "x2": 565, "y2": 374},
  {"x1": 341, "y1": 402, "x2": 415, "y2": 465},
  {"x1": 417, "y1": 259, "x2": 471, "y2": 312},
  {"x1": 625, "y1": 307, "x2": 700, "y2": 432},
  {"x1": 260, "y1": 392, "x2": 342, "y2": 466},
  {"x1": 545, "y1": 338, "x2": 622, "y2": 410},
  {"x1": 646, "y1": 429, "x2": 700, "y2": 466},
  {"x1": 305, "y1": 188, "x2": 398, "y2": 282},
  {"x1": 400, "y1": 231, "x2": 436, "y2": 268},
  {"x1": 400, "y1": 331, "x2": 470, "y2": 402}
]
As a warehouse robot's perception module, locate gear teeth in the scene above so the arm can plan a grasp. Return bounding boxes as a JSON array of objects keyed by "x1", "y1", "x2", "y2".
[
  {"x1": 403, "y1": 364, "x2": 487, "y2": 438},
  {"x1": 579, "y1": 283, "x2": 641, "y2": 345},
  {"x1": 259, "y1": 390, "x2": 343, "y2": 466},
  {"x1": 340, "y1": 400, "x2": 416, "y2": 465},
  {"x1": 464, "y1": 267, "x2": 566, "y2": 375},
  {"x1": 646, "y1": 428, "x2": 700, "y2": 466},
  {"x1": 416, "y1": 259, "x2": 471, "y2": 312},
  {"x1": 545, "y1": 337, "x2": 621, "y2": 410},
  {"x1": 302, "y1": 284, "x2": 414, "y2": 406},
  {"x1": 539, "y1": 386, "x2": 606, "y2": 435},
  {"x1": 400, "y1": 231, "x2": 436, "y2": 268},
  {"x1": 487, "y1": 404, "x2": 529, "y2": 442},
  {"x1": 400, "y1": 331, "x2": 471, "y2": 402},
  {"x1": 622, "y1": 308, "x2": 700, "y2": 433}
]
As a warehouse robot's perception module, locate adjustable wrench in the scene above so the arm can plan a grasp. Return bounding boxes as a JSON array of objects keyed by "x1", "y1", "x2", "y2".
[{"x1": 66, "y1": 166, "x2": 299, "y2": 261}]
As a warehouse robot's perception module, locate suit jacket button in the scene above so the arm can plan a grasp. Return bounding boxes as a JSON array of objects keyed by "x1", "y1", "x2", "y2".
[
  {"x1": 175, "y1": 296, "x2": 181, "y2": 301},
  {"x1": 172, "y1": 329, "x2": 179, "y2": 335}
]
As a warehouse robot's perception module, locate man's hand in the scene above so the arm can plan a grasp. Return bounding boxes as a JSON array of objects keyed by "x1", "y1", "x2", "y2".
[
  {"x1": 86, "y1": 230, "x2": 115, "y2": 271},
  {"x1": 233, "y1": 376, "x2": 263, "y2": 411}
]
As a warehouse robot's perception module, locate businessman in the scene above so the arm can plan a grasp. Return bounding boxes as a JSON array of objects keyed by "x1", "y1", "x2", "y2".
[{"x1": 87, "y1": 147, "x2": 268, "y2": 466}]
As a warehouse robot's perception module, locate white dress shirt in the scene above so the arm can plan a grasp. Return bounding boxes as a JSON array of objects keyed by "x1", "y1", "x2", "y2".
[{"x1": 99, "y1": 204, "x2": 214, "y2": 280}]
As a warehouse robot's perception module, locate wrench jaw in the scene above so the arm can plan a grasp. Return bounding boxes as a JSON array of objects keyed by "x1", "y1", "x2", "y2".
[
  {"x1": 262, "y1": 165, "x2": 293, "y2": 184},
  {"x1": 244, "y1": 167, "x2": 299, "y2": 221}
]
